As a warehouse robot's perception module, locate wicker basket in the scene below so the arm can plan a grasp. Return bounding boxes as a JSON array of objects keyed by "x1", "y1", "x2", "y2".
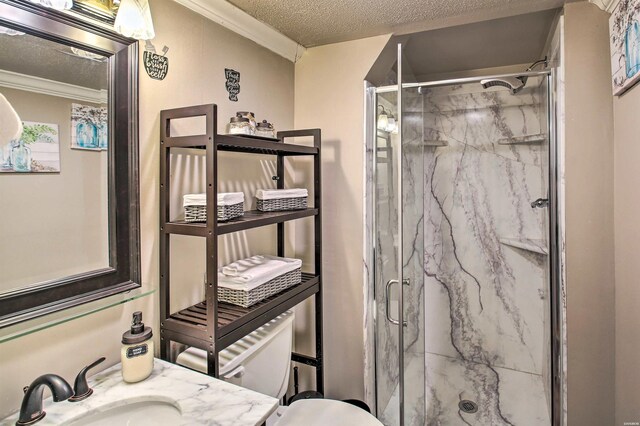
[
  {"x1": 218, "y1": 268, "x2": 302, "y2": 307},
  {"x1": 185, "y1": 201, "x2": 244, "y2": 222},
  {"x1": 256, "y1": 197, "x2": 307, "y2": 212}
]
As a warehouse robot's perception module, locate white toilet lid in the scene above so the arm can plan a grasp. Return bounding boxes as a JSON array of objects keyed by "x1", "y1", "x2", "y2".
[{"x1": 275, "y1": 399, "x2": 383, "y2": 426}]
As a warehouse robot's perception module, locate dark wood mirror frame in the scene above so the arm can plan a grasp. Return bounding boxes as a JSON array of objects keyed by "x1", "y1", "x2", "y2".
[{"x1": 0, "y1": 0, "x2": 140, "y2": 327}]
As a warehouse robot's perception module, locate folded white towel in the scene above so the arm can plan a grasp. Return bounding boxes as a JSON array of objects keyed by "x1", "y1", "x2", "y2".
[
  {"x1": 183, "y1": 192, "x2": 244, "y2": 207},
  {"x1": 255, "y1": 188, "x2": 308, "y2": 200},
  {"x1": 218, "y1": 255, "x2": 302, "y2": 291}
]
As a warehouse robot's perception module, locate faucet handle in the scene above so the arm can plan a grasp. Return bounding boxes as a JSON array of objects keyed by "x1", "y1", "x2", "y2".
[{"x1": 69, "y1": 357, "x2": 105, "y2": 402}]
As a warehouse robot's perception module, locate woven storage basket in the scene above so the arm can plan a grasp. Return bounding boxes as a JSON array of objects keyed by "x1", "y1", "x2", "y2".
[
  {"x1": 218, "y1": 268, "x2": 302, "y2": 307},
  {"x1": 256, "y1": 197, "x2": 307, "y2": 212},
  {"x1": 185, "y1": 201, "x2": 244, "y2": 223}
]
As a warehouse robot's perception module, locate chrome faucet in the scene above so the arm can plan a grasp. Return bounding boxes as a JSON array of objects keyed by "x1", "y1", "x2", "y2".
[{"x1": 17, "y1": 374, "x2": 73, "y2": 426}]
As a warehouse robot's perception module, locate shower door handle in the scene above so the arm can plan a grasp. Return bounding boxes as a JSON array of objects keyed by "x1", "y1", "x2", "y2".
[{"x1": 385, "y1": 279, "x2": 409, "y2": 326}]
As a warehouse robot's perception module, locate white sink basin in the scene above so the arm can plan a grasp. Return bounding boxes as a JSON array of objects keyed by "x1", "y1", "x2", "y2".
[{"x1": 65, "y1": 400, "x2": 182, "y2": 426}]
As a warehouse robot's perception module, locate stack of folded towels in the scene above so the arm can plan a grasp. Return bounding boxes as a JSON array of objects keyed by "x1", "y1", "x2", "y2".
[{"x1": 218, "y1": 255, "x2": 302, "y2": 292}]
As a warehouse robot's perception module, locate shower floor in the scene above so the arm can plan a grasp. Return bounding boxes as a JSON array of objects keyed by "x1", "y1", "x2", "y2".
[{"x1": 379, "y1": 353, "x2": 550, "y2": 426}]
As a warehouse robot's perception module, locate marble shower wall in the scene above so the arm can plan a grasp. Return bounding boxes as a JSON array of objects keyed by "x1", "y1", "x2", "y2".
[{"x1": 421, "y1": 78, "x2": 551, "y2": 425}]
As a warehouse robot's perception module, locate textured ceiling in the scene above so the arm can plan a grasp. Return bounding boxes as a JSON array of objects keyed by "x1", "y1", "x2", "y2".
[
  {"x1": 0, "y1": 32, "x2": 108, "y2": 90},
  {"x1": 226, "y1": 0, "x2": 565, "y2": 46}
]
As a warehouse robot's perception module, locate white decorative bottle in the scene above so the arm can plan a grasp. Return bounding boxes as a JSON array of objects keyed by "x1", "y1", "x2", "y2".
[{"x1": 121, "y1": 311, "x2": 154, "y2": 383}]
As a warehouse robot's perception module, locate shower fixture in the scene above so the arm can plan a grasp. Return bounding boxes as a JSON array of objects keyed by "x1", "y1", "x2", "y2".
[
  {"x1": 531, "y1": 198, "x2": 549, "y2": 209},
  {"x1": 481, "y1": 56, "x2": 548, "y2": 94}
]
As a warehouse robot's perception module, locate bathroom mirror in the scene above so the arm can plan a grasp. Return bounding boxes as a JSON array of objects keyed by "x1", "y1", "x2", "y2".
[{"x1": 0, "y1": 0, "x2": 140, "y2": 327}]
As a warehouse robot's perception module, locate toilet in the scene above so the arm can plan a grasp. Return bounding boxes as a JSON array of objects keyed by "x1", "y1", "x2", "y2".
[{"x1": 176, "y1": 310, "x2": 382, "y2": 426}]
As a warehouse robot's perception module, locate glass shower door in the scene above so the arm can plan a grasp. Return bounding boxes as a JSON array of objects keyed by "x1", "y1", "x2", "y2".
[
  {"x1": 373, "y1": 65, "x2": 553, "y2": 426},
  {"x1": 373, "y1": 87, "x2": 402, "y2": 426},
  {"x1": 373, "y1": 43, "x2": 425, "y2": 426},
  {"x1": 399, "y1": 82, "x2": 426, "y2": 426}
]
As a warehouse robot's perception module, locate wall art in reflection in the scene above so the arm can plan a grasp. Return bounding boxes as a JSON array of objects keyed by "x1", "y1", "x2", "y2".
[
  {"x1": 71, "y1": 103, "x2": 108, "y2": 150},
  {"x1": 0, "y1": 121, "x2": 60, "y2": 173},
  {"x1": 610, "y1": 0, "x2": 640, "y2": 95}
]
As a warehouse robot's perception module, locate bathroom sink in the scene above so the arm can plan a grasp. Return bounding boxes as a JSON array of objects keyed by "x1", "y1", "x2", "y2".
[
  {"x1": 65, "y1": 400, "x2": 182, "y2": 426},
  {"x1": 0, "y1": 359, "x2": 278, "y2": 426}
]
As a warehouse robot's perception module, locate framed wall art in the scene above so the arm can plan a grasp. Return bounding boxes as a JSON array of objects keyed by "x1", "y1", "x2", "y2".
[{"x1": 610, "y1": 0, "x2": 640, "y2": 95}]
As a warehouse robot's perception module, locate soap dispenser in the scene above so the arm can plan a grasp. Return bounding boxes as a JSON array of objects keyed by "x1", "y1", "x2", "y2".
[{"x1": 121, "y1": 311, "x2": 154, "y2": 383}]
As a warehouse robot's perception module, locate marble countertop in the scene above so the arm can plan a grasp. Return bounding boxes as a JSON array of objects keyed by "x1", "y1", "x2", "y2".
[{"x1": 1, "y1": 359, "x2": 278, "y2": 426}]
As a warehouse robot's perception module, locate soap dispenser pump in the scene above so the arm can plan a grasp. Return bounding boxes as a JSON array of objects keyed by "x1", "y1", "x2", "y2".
[{"x1": 121, "y1": 311, "x2": 154, "y2": 383}]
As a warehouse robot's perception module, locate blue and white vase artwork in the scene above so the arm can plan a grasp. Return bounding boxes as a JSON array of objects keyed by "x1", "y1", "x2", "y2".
[
  {"x1": 76, "y1": 121, "x2": 98, "y2": 149},
  {"x1": 1, "y1": 141, "x2": 15, "y2": 170},
  {"x1": 11, "y1": 140, "x2": 31, "y2": 172},
  {"x1": 98, "y1": 122, "x2": 108, "y2": 150},
  {"x1": 625, "y1": 19, "x2": 640, "y2": 78}
]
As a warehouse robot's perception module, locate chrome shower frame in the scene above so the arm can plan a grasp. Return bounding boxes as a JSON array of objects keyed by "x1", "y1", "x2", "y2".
[{"x1": 365, "y1": 67, "x2": 563, "y2": 426}]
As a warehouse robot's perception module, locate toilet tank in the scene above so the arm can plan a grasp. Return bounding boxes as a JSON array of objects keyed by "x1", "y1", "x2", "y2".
[{"x1": 176, "y1": 310, "x2": 294, "y2": 399}]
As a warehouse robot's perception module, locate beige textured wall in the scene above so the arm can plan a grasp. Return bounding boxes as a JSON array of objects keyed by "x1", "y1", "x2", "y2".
[
  {"x1": 293, "y1": 34, "x2": 389, "y2": 400},
  {"x1": 613, "y1": 54, "x2": 640, "y2": 426},
  {"x1": 0, "y1": 0, "x2": 294, "y2": 416},
  {"x1": 563, "y1": 3, "x2": 616, "y2": 425}
]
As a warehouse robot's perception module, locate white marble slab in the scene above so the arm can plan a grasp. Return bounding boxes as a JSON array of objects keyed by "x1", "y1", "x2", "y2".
[
  {"x1": 1, "y1": 359, "x2": 278, "y2": 426},
  {"x1": 424, "y1": 352, "x2": 550, "y2": 426}
]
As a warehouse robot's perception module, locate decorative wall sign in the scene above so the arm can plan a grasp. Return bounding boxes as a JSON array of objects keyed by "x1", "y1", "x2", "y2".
[
  {"x1": 225, "y1": 68, "x2": 240, "y2": 101},
  {"x1": 1, "y1": 121, "x2": 60, "y2": 173},
  {"x1": 610, "y1": 0, "x2": 640, "y2": 95},
  {"x1": 71, "y1": 103, "x2": 108, "y2": 150},
  {"x1": 144, "y1": 50, "x2": 169, "y2": 81}
]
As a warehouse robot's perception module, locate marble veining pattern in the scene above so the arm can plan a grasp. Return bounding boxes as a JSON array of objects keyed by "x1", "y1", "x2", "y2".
[
  {"x1": 0, "y1": 359, "x2": 278, "y2": 426},
  {"x1": 420, "y1": 80, "x2": 551, "y2": 425},
  {"x1": 365, "y1": 72, "x2": 562, "y2": 426}
]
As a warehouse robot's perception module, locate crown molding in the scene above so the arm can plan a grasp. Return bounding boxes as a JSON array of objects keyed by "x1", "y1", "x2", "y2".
[
  {"x1": 172, "y1": 0, "x2": 305, "y2": 62},
  {"x1": 589, "y1": 0, "x2": 620, "y2": 13},
  {"x1": 0, "y1": 69, "x2": 108, "y2": 104}
]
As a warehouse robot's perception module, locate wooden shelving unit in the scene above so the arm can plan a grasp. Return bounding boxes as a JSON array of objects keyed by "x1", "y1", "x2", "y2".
[{"x1": 159, "y1": 104, "x2": 323, "y2": 392}]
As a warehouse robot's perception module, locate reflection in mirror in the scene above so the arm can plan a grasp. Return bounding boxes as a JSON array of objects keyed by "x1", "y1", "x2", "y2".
[{"x1": 0, "y1": 28, "x2": 110, "y2": 295}]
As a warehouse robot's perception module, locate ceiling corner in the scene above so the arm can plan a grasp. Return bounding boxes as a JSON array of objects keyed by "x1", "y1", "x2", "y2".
[{"x1": 172, "y1": 0, "x2": 305, "y2": 62}]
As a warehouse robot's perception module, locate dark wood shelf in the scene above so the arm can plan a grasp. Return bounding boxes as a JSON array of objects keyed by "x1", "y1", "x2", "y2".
[
  {"x1": 218, "y1": 209, "x2": 317, "y2": 234},
  {"x1": 164, "y1": 134, "x2": 318, "y2": 156},
  {"x1": 160, "y1": 105, "x2": 323, "y2": 390},
  {"x1": 216, "y1": 134, "x2": 318, "y2": 156},
  {"x1": 164, "y1": 208, "x2": 318, "y2": 237},
  {"x1": 163, "y1": 273, "x2": 319, "y2": 351}
]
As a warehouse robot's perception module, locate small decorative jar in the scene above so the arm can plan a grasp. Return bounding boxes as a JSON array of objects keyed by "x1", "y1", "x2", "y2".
[
  {"x1": 11, "y1": 140, "x2": 31, "y2": 172},
  {"x1": 228, "y1": 114, "x2": 252, "y2": 135},
  {"x1": 236, "y1": 111, "x2": 256, "y2": 134},
  {"x1": 255, "y1": 120, "x2": 275, "y2": 138}
]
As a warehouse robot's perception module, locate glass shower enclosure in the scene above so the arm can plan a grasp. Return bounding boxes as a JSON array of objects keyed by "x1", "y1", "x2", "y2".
[{"x1": 367, "y1": 44, "x2": 560, "y2": 426}]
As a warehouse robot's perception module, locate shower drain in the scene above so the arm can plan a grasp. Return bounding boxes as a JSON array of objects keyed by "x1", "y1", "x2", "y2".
[{"x1": 458, "y1": 400, "x2": 479, "y2": 414}]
